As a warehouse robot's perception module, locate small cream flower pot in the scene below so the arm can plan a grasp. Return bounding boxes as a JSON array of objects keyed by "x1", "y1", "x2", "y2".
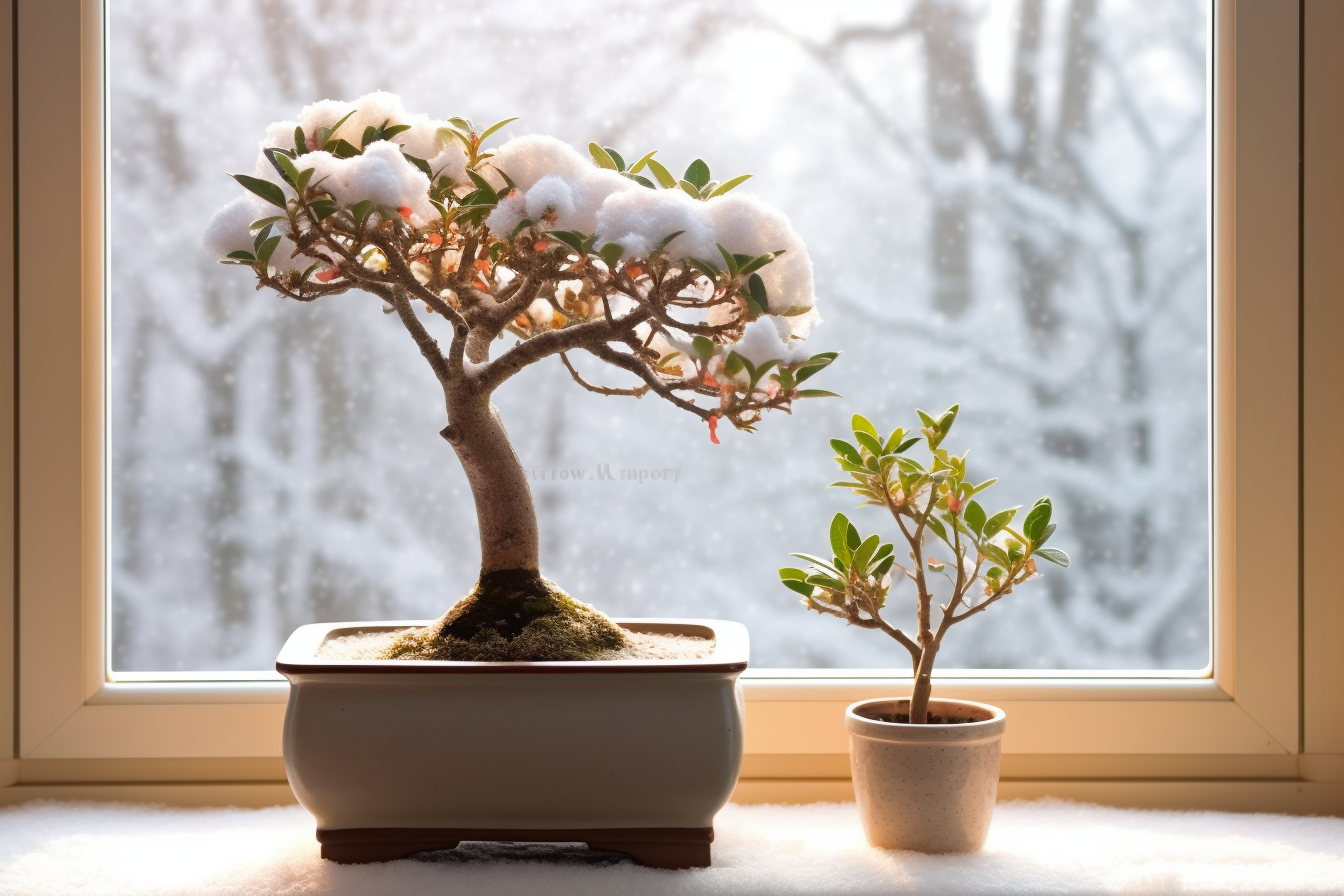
[
  {"x1": 277, "y1": 618, "x2": 748, "y2": 869},
  {"x1": 846, "y1": 697, "x2": 1006, "y2": 853}
]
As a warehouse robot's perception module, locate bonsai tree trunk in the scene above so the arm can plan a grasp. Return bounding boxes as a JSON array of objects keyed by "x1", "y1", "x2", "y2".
[{"x1": 384, "y1": 393, "x2": 629, "y2": 661}]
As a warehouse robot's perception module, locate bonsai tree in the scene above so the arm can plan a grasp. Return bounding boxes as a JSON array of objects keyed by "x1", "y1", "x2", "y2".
[
  {"x1": 780, "y1": 407, "x2": 1069, "y2": 723},
  {"x1": 205, "y1": 92, "x2": 835, "y2": 661}
]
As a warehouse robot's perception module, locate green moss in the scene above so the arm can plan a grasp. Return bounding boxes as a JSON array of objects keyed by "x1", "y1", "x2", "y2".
[{"x1": 381, "y1": 569, "x2": 630, "y2": 661}]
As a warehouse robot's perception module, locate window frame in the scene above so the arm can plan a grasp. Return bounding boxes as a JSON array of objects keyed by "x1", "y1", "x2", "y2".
[{"x1": 3, "y1": 0, "x2": 1342, "y2": 809}]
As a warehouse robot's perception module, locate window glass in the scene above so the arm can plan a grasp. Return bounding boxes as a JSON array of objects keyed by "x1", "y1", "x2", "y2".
[{"x1": 108, "y1": 0, "x2": 1210, "y2": 672}]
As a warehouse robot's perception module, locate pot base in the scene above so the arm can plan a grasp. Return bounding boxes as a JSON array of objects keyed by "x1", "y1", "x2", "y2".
[{"x1": 317, "y1": 825, "x2": 714, "y2": 869}]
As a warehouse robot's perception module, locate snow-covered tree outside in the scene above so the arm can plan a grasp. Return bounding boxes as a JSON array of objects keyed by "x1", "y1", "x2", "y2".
[
  {"x1": 203, "y1": 92, "x2": 834, "y2": 659},
  {"x1": 108, "y1": 0, "x2": 1209, "y2": 672}
]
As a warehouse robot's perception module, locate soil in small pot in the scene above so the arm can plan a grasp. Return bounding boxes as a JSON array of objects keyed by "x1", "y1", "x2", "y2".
[
  {"x1": 858, "y1": 711, "x2": 980, "y2": 725},
  {"x1": 379, "y1": 569, "x2": 632, "y2": 661}
]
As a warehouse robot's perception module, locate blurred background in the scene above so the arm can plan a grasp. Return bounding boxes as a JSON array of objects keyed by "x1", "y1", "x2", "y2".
[{"x1": 107, "y1": 0, "x2": 1211, "y2": 672}]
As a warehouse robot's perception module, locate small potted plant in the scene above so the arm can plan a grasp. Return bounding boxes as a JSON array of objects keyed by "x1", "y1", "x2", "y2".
[
  {"x1": 780, "y1": 407, "x2": 1068, "y2": 853},
  {"x1": 206, "y1": 91, "x2": 836, "y2": 867}
]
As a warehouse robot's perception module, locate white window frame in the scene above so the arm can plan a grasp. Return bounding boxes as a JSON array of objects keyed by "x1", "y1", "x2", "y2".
[{"x1": 3, "y1": 0, "x2": 1342, "y2": 810}]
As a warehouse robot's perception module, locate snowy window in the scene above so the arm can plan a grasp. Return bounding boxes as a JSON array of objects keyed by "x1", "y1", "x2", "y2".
[{"x1": 108, "y1": 0, "x2": 1210, "y2": 673}]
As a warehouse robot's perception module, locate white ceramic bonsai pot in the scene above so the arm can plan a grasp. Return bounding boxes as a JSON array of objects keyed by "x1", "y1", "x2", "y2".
[
  {"x1": 846, "y1": 697, "x2": 1006, "y2": 853},
  {"x1": 276, "y1": 618, "x2": 748, "y2": 868}
]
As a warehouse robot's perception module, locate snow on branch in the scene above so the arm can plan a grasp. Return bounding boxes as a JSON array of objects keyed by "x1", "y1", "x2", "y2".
[{"x1": 205, "y1": 92, "x2": 835, "y2": 438}]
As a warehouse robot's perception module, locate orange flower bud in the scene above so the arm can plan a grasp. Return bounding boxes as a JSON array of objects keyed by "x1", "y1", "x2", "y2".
[
  {"x1": 426, "y1": 233, "x2": 443, "y2": 247},
  {"x1": 475, "y1": 258, "x2": 491, "y2": 272},
  {"x1": 534, "y1": 240, "x2": 550, "y2": 252},
  {"x1": 315, "y1": 268, "x2": 340, "y2": 282},
  {"x1": 626, "y1": 265, "x2": 644, "y2": 278},
  {"x1": 708, "y1": 415, "x2": 720, "y2": 445},
  {"x1": 398, "y1": 206, "x2": 413, "y2": 220},
  {"x1": 514, "y1": 313, "x2": 531, "y2": 328}
]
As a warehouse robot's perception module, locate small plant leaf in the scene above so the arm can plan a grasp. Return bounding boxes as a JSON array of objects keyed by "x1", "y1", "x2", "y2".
[
  {"x1": 230, "y1": 173, "x2": 287, "y2": 209},
  {"x1": 645, "y1": 158, "x2": 678, "y2": 189},
  {"x1": 1034, "y1": 547, "x2": 1071, "y2": 567},
  {"x1": 829, "y1": 512, "x2": 852, "y2": 561},
  {"x1": 982, "y1": 506, "x2": 1020, "y2": 539},
  {"x1": 1023, "y1": 497, "x2": 1052, "y2": 543},
  {"x1": 964, "y1": 500, "x2": 987, "y2": 536},
  {"x1": 708, "y1": 173, "x2": 752, "y2": 197},
  {"x1": 684, "y1": 158, "x2": 711, "y2": 189},
  {"x1": 589, "y1": 142, "x2": 619, "y2": 170},
  {"x1": 478, "y1": 116, "x2": 518, "y2": 143}
]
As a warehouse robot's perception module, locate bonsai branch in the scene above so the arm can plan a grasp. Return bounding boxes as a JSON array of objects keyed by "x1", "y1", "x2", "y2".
[{"x1": 560, "y1": 352, "x2": 649, "y2": 398}]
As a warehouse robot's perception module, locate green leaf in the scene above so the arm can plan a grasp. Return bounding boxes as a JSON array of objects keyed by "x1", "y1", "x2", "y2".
[
  {"x1": 448, "y1": 116, "x2": 473, "y2": 132},
  {"x1": 746, "y1": 274, "x2": 768, "y2": 317},
  {"x1": 255, "y1": 234, "x2": 282, "y2": 265},
  {"x1": 349, "y1": 200, "x2": 375, "y2": 228},
  {"x1": 248, "y1": 216, "x2": 284, "y2": 232},
  {"x1": 708, "y1": 173, "x2": 752, "y2": 197},
  {"x1": 737, "y1": 253, "x2": 776, "y2": 277},
  {"x1": 779, "y1": 567, "x2": 809, "y2": 582},
  {"x1": 629, "y1": 174, "x2": 656, "y2": 189},
  {"x1": 269, "y1": 149, "x2": 303, "y2": 189},
  {"x1": 982, "y1": 507, "x2": 1020, "y2": 539},
  {"x1": 605, "y1": 147, "x2": 626, "y2": 171},
  {"x1": 830, "y1": 439, "x2": 862, "y2": 466},
  {"x1": 293, "y1": 126, "x2": 308, "y2": 156},
  {"x1": 925, "y1": 514, "x2": 948, "y2": 544},
  {"x1": 894, "y1": 437, "x2": 920, "y2": 454},
  {"x1": 226, "y1": 250, "x2": 256, "y2": 261},
  {"x1": 851, "y1": 415, "x2": 878, "y2": 439},
  {"x1": 846, "y1": 522, "x2": 861, "y2": 551},
  {"x1": 790, "y1": 552, "x2": 841, "y2": 575},
  {"x1": 981, "y1": 543, "x2": 1011, "y2": 568},
  {"x1": 679, "y1": 179, "x2": 702, "y2": 199},
  {"x1": 686, "y1": 257, "x2": 722, "y2": 280},
  {"x1": 361, "y1": 125, "x2": 378, "y2": 148},
  {"x1": 403, "y1": 153, "x2": 432, "y2": 178},
  {"x1": 806, "y1": 573, "x2": 847, "y2": 592},
  {"x1": 230, "y1": 173, "x2": 287, "y2": 209},
  {"x1": 917, "y1": 409, "x2": 936, "y2": 428},
  {"x1": 325, "y1": 109, "x2": 358, "y2": 142},
  {"x1": 589, "y1": 142, "x2": 619, "y2": 170},
  {"x1": 873, "y1": 555, "x2": 896, "y2": 578},
  {"x1": 629, "y1": 150, "x2": 658, "y2": 173},
  {"x1": 684, "y1": 158, "x2": 711, "y2": 189},
  {"x1": 782, "y1": 578, "x2": 814, "y2": 597},
  {"x1": 1036, "y1": 522, "x2": 1057, "y2": 548},
  {"x1": 723, "y1": 351, "x2": 745, "y2": 378},
  {"x1": 854, "y1": 431, "x2": 884, "y2": 458},
  {"x1": 829, "y1": 513, "x2": 852, "y2": 561},
  {"x1": 252, "y1": 222, "x2": 274, "y2": 252},
  {"x1": 309, "y1": 199, "x2": 339, "y2": 221},
  {"x1": 964, "y1": 500, "x2": 987, "y2": 536},
  {"x1": 645, "y1": 158, "x2": 678, "y2": 189},
  {"x1": 548, "y1": 230, "x2": 587, "y2": 253},
  {"x1": 479, "y1": 116, "x2": 518, "y2": 143},
  {"x1": 328, "y1": 138, "x2": 361, "y2": 158},
  {"x1": 467, "y1": 169, "x2": 499, "y2": 199},
  {"x1": 968, "y1": 478, "x2": 998, "y2": 496},
  {"x1": 690, "y1": 335, "x2": 715, "y2": 363},
  {"x1": 936, "y1": 404, "x2": 960, "y2": 436},
  {"x1": 382, "y1": 123, "x2": 412, "y2": 141},
  {"x1": 599, "y1": 242, "x2": 624, "y2": 268},
  {"x1": 1034, "y1": 547, "x2": 1070, "y2": 567},
  {"x1": 1023, "y1": 497, "x2": 1053, "y2": 543},
  {"x1": 794, "y1": 389, "x2": 841, "y2": 399},
  {"x1": 716, "y1": 244, "x2": 740, "y2": 278},
  {"x1": 851, "y1": 534, "x2": 881, "y2": 575}
]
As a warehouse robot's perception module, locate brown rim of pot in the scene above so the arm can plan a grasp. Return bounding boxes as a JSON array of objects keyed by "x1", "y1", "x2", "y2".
[{"x1": 845, "y1": 697, "x2": 1007, "y2": 744}]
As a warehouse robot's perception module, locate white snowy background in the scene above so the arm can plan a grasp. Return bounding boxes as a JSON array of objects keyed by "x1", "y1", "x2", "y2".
[{"x1": 108, "y1": 0, "x2": 1210, "y2": 671}]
